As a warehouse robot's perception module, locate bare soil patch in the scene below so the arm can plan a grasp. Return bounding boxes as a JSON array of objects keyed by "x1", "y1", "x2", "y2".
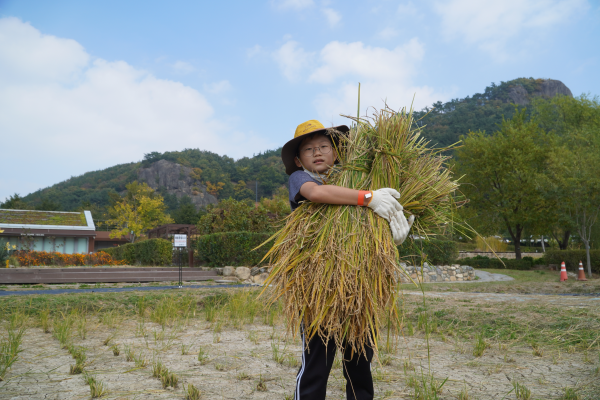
[{"x1": 0, "y1": 288, "x2": 599, "y2": 399}]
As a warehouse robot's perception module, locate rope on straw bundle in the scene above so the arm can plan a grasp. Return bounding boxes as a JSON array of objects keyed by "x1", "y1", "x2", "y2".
[{"x1": 260, "y1": 105, "x2": 460, "y2": 358}]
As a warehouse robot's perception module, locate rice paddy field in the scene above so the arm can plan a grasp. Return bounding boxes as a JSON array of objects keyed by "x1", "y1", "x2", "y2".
[{"x1": 0, "y1": 271, "x2": 599, "y2": 400}]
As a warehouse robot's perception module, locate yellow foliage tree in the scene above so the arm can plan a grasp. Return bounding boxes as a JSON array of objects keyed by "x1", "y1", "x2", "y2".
[
  {"x1": 206, "y1": 182, "x2": 225, "y2": 197},
  {"x1": 107, "y1": 182, "x2": 173, "y2": 242},
  {"x1": 190, "y1": 168, "x2": 203, "y2": 181}
]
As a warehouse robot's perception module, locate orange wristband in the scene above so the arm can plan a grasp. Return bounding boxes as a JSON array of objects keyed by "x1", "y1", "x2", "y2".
[{"x1": 357, "y1": 190, "x2": 372, "y2": 206}]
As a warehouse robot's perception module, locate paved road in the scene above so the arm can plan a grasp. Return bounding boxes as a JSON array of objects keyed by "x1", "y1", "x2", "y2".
[
  {"x1": 403, "y1": 290, "x2": 600, "y2": 304},
  {"x1": 0, "y1": 283, "x2": 252, "y2": 296}
]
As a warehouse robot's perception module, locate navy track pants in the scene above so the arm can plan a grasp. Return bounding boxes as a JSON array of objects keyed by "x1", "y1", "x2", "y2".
[{"x1": 294, "y1": 326, "x2": 374, "y2": 400}]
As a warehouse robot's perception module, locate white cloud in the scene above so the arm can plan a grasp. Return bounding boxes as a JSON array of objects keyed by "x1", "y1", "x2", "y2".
[
  {"x1": 271, "y1": 0, "x2": 314, "y2": 10},
  {"x1": 434, "y1": 0, "x2": 589, "y2": 59},
  {"x1": 322, "y1": 8, "x2": 341, "y2": 28},
  {"x1": 0, "y1": 17, "x2": 273, "y2": 200},
  {"x1": 272, "y1": 40, "x2": 315, "y2": 81},
  {"x1": 171, "y1": 60, "x2": 195, "y2": 74},
  {"x1": 377, "y1": 27, "x2": 399, "y2": 40},
  {"x1": 0, "y1": 17, "x2": 89, "y2": 84},
  {"x1": 203, "y1": 80, "x2": 232, "y2": 94},
  {"x1": 309, "y1": 39, "x2": 424, "y2": 84},
  {"x1": 305, "y1": 39, "x2": 449, "y2": 123}
]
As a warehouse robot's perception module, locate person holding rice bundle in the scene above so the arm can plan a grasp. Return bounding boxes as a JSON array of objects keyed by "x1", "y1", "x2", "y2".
[{"x1": 282, "y1": 120, "x2": 415, "y2": 400}]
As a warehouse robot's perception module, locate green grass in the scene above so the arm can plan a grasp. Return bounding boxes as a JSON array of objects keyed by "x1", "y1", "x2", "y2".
[{"x1": 399, "y1": 294, "x2": 600, "y2": 353}]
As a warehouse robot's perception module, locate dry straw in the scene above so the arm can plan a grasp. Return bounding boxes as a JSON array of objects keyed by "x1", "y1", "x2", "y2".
[{"x1": 261, "y1": 105, "x2": 460, "y2": 356}]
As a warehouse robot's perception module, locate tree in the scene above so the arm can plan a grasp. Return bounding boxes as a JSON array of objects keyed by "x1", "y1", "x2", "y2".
[
  {"x1": 36, "y1": 197, "x2": 61, "y2": 211},
  {"x1": 106, "y1": 181, "x2": 173, "y2": 242},
  {"x1": 540, "y1": 95, "x2": 600, "y2": 276},
  {"x1": 172, "y1": 196, "x2": 200, "y2": 225},
  {"x1": 455, "y1": 109, "x2": 551, "y2": 259},
  {"x1": 206, "y1": 182, "x2": 225, "y2": 197},
  {"x1": 197, "y1": 198, "x2": 270, "y2": 235},
  {"x1": 532, "y1": 94, "x2": 600, "y2": 250},
  {"x1": 1, "y1": 194, "x2": 28, "y2": 209},
  {"x1": 233, "y1": 180, "x2": 255, "y2": 201}
]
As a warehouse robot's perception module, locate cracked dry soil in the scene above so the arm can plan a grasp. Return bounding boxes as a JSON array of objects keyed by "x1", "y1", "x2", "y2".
[{"x1": 1, "y1": 291, "x2": 599, "y2": 400}]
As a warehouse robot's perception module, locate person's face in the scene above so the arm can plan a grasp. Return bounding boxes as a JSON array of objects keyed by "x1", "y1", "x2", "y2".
[{"x1": 294, "y1": 133, "x2": 337, "y2": 174}]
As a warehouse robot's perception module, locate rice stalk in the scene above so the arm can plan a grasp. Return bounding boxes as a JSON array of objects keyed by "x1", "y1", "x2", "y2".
[{"x1": 261, "y1": 105, "x2": 460, "y2": 355}]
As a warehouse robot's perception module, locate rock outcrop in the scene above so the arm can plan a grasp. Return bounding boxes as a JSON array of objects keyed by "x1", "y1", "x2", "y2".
[
  {"x1": 137, "y1": 159, "x2": 217, "y2": 209},
  {"x1": 508, "y1": 79, "x2": 572, "y2": 105}
]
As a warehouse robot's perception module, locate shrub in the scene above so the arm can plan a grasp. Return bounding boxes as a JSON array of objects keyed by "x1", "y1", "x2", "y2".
[
  {"x1": 460, "y1": 255, "x2": 533, "y2": 270},
  {"x1": 544, "y1": 249, "x2": 600, "y2": 273},
  {"x1": 100, "y1": 239, "x2": 172, "y2": 266},
  {"x1": 398, "y1": 239, "x2": 459, "y2": 266},
  {"x1": 475, "y1": 236, "x2": 508, "y2": 252},
  {"x1": 196, "y1": 232, "x2": 273, "y2": 267},
  {"x1": 14, "y1": 250, "x2": 121, "y2": 267},
  {"x1": 197, "y1": 198, "x2": 285, "y2": 235}
]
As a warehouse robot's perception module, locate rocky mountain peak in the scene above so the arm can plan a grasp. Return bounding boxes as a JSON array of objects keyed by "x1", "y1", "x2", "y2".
[
  {"x1": 138, "y1": 159, "x2": 217, "y2": 210},
  {"x1": 508, "y1": 79, "x2": 573, "y2": 105}
]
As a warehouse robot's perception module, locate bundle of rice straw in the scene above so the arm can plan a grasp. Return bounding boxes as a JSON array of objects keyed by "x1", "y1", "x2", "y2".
[{"x1": 261, "y1": 106, "x2": 459, "y2": 356}]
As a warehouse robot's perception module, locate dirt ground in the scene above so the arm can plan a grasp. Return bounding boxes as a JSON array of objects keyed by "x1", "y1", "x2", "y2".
[{"x1": 1, "y1": 289, "x2": 599, "y2": 400}]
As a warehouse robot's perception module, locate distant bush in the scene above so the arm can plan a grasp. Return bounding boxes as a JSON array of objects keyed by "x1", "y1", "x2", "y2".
[
  {"x1": 544, "y1": 250, "x2": 600, "y2": 273},
  {"x1": 13, "y1": 250, "x2": 121, "y2": 267},
  {"x1": 456, "y1": 242, "x2": 477, "y2": 251},
  {"x1": 195, "y1": 232, "x2": 273, "y2": 267},
  {"x1": 100, "y1": 238, "x2": 172, "y2": 266},
  {"x1": 196, "y1": 198, "x2": 287, "y2": 235},
  {"x1": 398, "y1": 239, "x2": 459, "y2": 266},
  {"x1": 475, "y1": 236, "x2": 508, "y2": 252},
  {"x1": 460, "y1": 255, "x2": 533, "y2": 270}
]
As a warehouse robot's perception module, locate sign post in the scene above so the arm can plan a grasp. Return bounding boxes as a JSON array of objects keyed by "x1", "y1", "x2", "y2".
[{"x1": 173, "y1": 234, "x2": 187, "y2": 288}]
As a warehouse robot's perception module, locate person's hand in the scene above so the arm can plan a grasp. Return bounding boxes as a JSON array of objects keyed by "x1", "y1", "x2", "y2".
[
  {"x1": 367, "y1": 188, "x2": 403, "y2": 222},
  {"x1": 389, "y1": 211, "x2": 415, "y2": 245}
]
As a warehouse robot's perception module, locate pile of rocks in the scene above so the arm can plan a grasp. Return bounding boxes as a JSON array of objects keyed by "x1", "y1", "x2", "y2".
[
  {"x1": 215, "y1": 266, "x2": 270, "y2": 285},
  {"x1": 399, "y1": 263, "x2": 475, "y2": 283},
  {"x1": 213, "y1": 263, "x2": 475, "y2": 285}
]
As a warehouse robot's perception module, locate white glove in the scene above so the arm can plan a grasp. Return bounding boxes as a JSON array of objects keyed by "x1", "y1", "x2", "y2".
[
  {"x1": 367, "y1": 188, "x2": 403, "y2": 222},
  {"x1": 389, "y1": 211, "x2": 415, "y2": 245}
]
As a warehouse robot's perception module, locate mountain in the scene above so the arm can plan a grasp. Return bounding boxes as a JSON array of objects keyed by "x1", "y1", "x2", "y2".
[
  {"x1": 413, "y1": 78, "x2": 572, "y2": 148},
  {"x1": 19, "y1": 148, "x2": 288, "y2": 215},
  {"x1": 12, "y1": 77, "x2": 573, "y2": 214}
]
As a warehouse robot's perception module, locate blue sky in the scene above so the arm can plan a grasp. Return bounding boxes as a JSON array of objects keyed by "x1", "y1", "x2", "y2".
[{"x1": 1, "y1": 0, "x2": 598, "y2": 201}]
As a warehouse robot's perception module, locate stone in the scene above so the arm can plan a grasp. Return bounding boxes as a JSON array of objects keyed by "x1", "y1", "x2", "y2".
[
  {"x1": 450, "y1": 276, "x2": 456, "y2": 281},
  {"x1": 215, "y1": 267, "x2": 224, "y2": 275},
  {"x1": 223, "y1": 266, "x2": 235, "y2": 277},
  {"x1": 235, "y1": 267, "x2": 251, "y2": 280},
  {"x1": 215, "y1": 279, "x2": 237, "y2": 284},
  {"x1": 423, "y1": 262, "x2": 430, "y2": 268},
  {"x1": 252, "y1": 272, "x2": 269, "y2": 285},
  {"x1": 456, "y1": 274, "x2": 463, "y2": 278},
  {"x1": 137, "y1": 159, "x2": 217, "y2": 209}
]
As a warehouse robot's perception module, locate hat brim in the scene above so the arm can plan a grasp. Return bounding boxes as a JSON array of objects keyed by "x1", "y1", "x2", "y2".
[{"x1": 281, "y1": 125, "x2": 350, "y2": 175}]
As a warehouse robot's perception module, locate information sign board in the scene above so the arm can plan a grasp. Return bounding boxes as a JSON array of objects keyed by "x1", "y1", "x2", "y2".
[{"x1": 173, "y1": 234, "x2": 187, "y2": 247}]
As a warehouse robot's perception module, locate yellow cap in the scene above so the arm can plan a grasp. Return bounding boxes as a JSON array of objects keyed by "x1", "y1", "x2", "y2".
[{"x1": 294, "y1": 120, "x2": 325, "y2": 138}]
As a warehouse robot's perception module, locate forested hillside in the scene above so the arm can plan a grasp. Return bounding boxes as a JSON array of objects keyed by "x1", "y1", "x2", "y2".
[
  {"x1": 5, "y1": 77, "x2": 572, "y2": 217},
  {"x1": 414, "y1": 78, "x2": 572, "y2": 148}
]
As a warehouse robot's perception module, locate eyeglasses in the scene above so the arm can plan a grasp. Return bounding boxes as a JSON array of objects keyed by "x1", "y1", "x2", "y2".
[{"x1": 301, "y1": 144, "x2": 332, "y2": 157}]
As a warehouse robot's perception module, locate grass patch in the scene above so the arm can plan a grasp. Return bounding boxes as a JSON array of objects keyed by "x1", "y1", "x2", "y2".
[{"x1": 83, "y1": 373, "x2": 108, "y2": 398}]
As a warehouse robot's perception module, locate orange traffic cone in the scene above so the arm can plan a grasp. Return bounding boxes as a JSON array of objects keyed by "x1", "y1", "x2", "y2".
[
  {"x1": 560, "y1": 262, "x2": 568, "y2": 282},
  {"x1": 577, "y1": 261, "x2": 587, "y2": 281}
]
